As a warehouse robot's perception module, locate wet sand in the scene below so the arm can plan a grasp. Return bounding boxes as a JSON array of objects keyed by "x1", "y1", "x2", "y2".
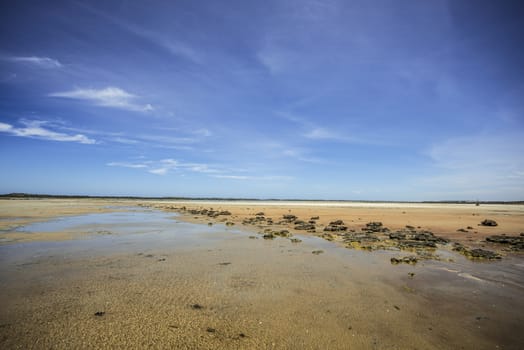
[{"x1": 1, "y1": 199, "x2": 523, "y2": 349}]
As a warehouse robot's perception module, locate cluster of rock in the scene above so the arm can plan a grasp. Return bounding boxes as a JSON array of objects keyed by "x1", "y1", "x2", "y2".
[
  {"x1": 452, "y1": 243, "x2": 501, "y2": 260},
  {"x1": 390, "y1": 256, "x2": 418, "y2": 264},
  {"x1": 182, "y1": 207, "x2": 231, "y2": 218},
  {"x1": 486, "y1": 234, "x2": 524, "y2": 251},
  {"x1": 243, "y1": 214, "x2": 273, "y2": 225},
  {"x1": 262, "y1": 229, "x2": 292, "y2": 240},
  {"x1": 324, "y1": 220, "x2": 348, "y2": 232}
]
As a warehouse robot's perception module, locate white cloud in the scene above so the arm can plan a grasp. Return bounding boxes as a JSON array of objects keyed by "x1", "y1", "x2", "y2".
[
  {"x1": 7, "y1": 56, "x2": 62, "y2": 68},
  {"x1": 107, "y1": 162, "x2": 147, "y2": 169},
  {"x1": 303, "y1": 127, "x2": 342, "y2": 140},
  {"x1": 0, "y1": 120, "x2": 90, "y2": 143},
  {"x1": 148, "y1": 168, "x2": 168, "y2": 175},
  {"x1": 0, "y1": 120, "x2": 96, "y2": 144},
  {"x1": 50, "y1": 87, "x2": 154, "y2": 112},
  {"x1": 107, "y1": 157, "x2": 291, "y2": 180}
]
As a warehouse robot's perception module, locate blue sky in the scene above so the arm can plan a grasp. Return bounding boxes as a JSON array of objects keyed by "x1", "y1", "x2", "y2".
[{"x1": 1, "y1": 0, "x2": 523, "y2": 200}]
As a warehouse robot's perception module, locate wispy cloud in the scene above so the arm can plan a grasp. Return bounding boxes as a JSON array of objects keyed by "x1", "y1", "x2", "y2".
[
  {"x1": 50, "y1": 86, "x2": 153, "y2": 112},
  {"x1": 5, "y1": 56, "x2": 62, "y2": 68},
  {"x1": 107, "y1": 157, "x2": 291, "y2": 182},
  {"x1": 108, "y1": 158, "x2": 222, "y2": 176},
  {"x1": 107, "y1": 162, "x2": 147, "y2": 169},
  {"x1": 77, "y1": 2, "x2": 202, "y2": 64},
  {"x1": 303, "y1": 127, "x2": 345, "y2": 140},
  {"x1": 0, "y1": 120, "x2": 96, "y2": 144}
]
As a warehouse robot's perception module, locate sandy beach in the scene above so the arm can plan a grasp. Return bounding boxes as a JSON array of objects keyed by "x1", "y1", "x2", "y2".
[{"x1": 1, "y1": 198, "x2": 523, "y2": 349}]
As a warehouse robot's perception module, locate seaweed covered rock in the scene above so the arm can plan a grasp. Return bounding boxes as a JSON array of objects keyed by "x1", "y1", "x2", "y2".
[
  {"x1": 486, "y1": 235, "x2": 524, "y2": 251},
  {"x1": 324, "y1": 220, "x2": 347, "y2": 232}
]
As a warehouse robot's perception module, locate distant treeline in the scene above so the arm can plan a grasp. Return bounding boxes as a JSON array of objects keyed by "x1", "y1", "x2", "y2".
[{"x1": 1, "y1": 193, "x2": 523, "y2": 205}]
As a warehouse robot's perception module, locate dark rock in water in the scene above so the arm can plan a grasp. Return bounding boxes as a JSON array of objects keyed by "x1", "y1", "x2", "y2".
[
  {"x1": 94, "y1": 311, "x2": 105, "y2": 317},
  {"x1": 467, "y1": 249, "x2": 501, "y2": 260},
  {"x1": 310, "y1": 216, "x2": 320, "y2": 220},
  {"x1": 390, "y1": 256, "x2": 418, "y2": 265},
  {"x1": 295, "y1": 223, "x2": 315, "y2": 231},
  {"x1": 294, "y1": 220, "x2": 306, "y2": 225},
  {"x1": 191, "y1": 304, "x2": 204, "y2": 310},
  {"x1": 467, "y1": 226, "x2": 474, "y2": 230},
  {"x1": 290, "y1": 238, "x2": 302, "y2": 243},
  {"x1": 480, "y1": 219, "x2": 498, "y2": 227},
  {"x1": 206, "y1": 327, "x2": 216, "y2": 333},
  {"x1": 453, "y1": 243, "x2": 501, "y2": 259},
  {"x1": 312, "y1": 250, "x2": 324, "y2": 255},
  {"x1": 274, "y1": 230, "x2": 291, "y2": 237},
  {"x1": 486, "y1": 235, "x2": 524, "y2": 251},
  {"x1": 263, "y1": 232, "x2": 275, "y2": 240},
  {"x1": 457, "y1": 228, "x2": 468, "y2": 232},
  {"x1": 225, "y1": 221, "x2": 235, "y2": 226}
]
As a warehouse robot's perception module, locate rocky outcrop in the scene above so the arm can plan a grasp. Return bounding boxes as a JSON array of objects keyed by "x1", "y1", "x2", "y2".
[
  {"x1": 453, "y1": 243, "x2": 501, "y2": 260},
  {"x1": 324, "y1": 220, "x2": 348, "y2": 232},
  {"x1": 480, "y1": 219, "x2": 498, "y2": 227},
  {"x1": 486, "y1": 235, "x2": 524, "y2": 251}
]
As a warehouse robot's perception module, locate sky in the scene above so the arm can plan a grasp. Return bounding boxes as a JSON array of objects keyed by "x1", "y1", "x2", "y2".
[{"x1": 1, "y1": 0, "x2": 523, "y2": 200}]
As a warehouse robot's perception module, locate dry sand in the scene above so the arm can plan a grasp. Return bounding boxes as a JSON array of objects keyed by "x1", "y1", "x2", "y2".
[{"x1": 0, "y1": 198, "x2": 523, "y2": 349}]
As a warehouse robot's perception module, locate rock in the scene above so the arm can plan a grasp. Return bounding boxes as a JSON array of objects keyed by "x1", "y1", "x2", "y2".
[
  {"x1": 389, "y1": 232, "x2": 406, "y2": 240},
  {"x1": 310, "y1": 216, "x2": 320, "y2": 220},
  {"x1": 206, "y1": 327, "x2": 216, "y2": 333},
  {"x1": 274, "y1": 230, "x2": 291, "y2": 237},
  {"x1": 486, "y1": 235, "x2": 524, "y2": 251},
  {"x1": 290, "y1": 238, "x2": 302, "y2": 243},
  {"x1": 467, "y1": 249, "x2": 501, "y2": 260},
  {"x1": 256, "y1": 212, "x2": 265, "y2": 216},
  {"x1": 263, "y1": 232, "x2": 275, "y2": 240},
  {"x1": 312, "y1": 250, "x2": 324, "y2": 255},
  {"x1": 294, "y1": 220, "x2": 306, "y2": 225},
  {"x1": 453, "y1": 243, "x2": 501, "y2": 259},
  {"x1": 94, "y1": 311, "x2": 105, "y2": 317},
  {"x1": 283, "y1": 214, "x2": 297, "y2": 221},
  {"x1": 295, "y1": 223, "x2": 315, "y2": 231},
  {"x1": 225, "y1": 222, "x2": 235, "y2": 226},
  {"x1": 457, "y1": 228, "x2": 468, "y2": 232},
  {"x1": 467, "y1": 226, "x2": 474, "y2": 230},
  {"x1": 480, "y1": 219, "x2": 498, "y2": 227},
  {"x1": 363, "y1": 222, "x2": 389, "y2": 233},
  {"x1": 390, "y1": 256, "x2": 418, "y2": 264},
  {"x1": 191, "y1": 304, "x2": 204, "y2": 310},
  {"x1": 330, "y1": 220, "x2": 345, "y2": 225},
  {"x1": 324, "y1": 224, "x2": 348, "y2": 232}
]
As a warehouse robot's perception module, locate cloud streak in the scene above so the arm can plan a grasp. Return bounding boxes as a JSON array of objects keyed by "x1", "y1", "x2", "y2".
[
  {"x1": 6, "y1": 56, "x2": 62, "y2": 68},
  {"x1": 50, "y1": 86, "x2": 153, "y2": 112},
  {"x1": 0, "y1": 120, "x2": 96, "y2": 144}
]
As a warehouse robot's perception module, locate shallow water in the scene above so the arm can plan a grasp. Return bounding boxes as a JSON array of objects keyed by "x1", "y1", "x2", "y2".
[{"x1": 1, "y1": 208, "x2": 523, "y2": 349}]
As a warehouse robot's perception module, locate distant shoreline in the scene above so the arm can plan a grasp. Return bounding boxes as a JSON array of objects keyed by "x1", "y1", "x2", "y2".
[{"x1": 0, "y1": 193, "x2": 523, "y2": 205}]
